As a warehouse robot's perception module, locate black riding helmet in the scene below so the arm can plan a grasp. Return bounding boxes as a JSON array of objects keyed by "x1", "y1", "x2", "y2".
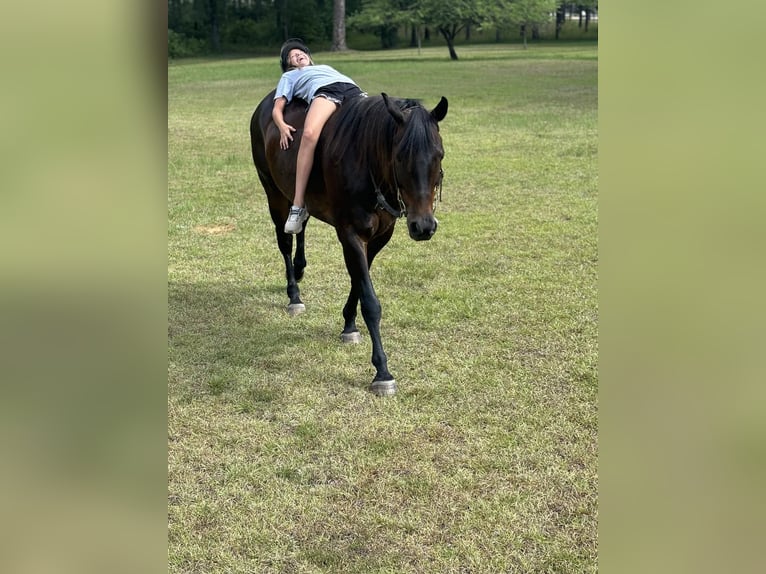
[{"x1": 280, "y1": 38, "x2": 311, "y2": 72}]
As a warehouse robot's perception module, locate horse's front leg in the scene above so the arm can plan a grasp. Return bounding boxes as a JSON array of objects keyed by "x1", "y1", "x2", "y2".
[
  {"x1": 339, "y1": 225, "x2": 395, "y2": 346},
  {"x1": 339, "y1": 234, "x2": 396, "y2": 396}
]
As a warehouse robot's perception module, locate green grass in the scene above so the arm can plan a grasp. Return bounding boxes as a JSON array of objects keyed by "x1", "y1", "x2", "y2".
[{"x1": 169, "y1": 43, "x2": 597, "y2": 573}]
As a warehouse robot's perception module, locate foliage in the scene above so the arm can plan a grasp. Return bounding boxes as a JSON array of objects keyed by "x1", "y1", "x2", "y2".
[
  {"x1": 168, "y1": 29, "x2": 208, "y2": 58},
  {"x1": 418, "y1": 0, "x2": 482, "y2": 58},
  {"x1": 482, "y1": 0, "x2": 558, "y2": 29},
  {"x1": 510, "y1": 0, "x2": 559, "y2": 48},
  {"x1": 165, "y1": 0, "x2": 598, "y2": 57},
  {"x1": 347, "y1": 0, "x2": 483, "y2": 57},
  {"x1": 346, "y1": 0, "x2": 581, "y2": 58},
  {"x1": 278, "y1": 0, "x2": 330, "y2": 45},
  {"x1": 222, "y1": 17, "x2": 265, "y2": 46},
  {"x1": 347, "y1": 0, "x2": 417, "y2": 48}
]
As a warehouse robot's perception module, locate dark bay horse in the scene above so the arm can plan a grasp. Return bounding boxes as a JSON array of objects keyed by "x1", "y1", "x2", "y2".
[{"x1": 250, "y1": 91, "x2": 448, "y2": 396}]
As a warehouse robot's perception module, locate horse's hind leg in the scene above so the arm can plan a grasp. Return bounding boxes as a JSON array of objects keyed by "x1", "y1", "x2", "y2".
[
  {"x1": 340, "y1": 283, "x2": 362, "y2": 343},
  {"x1": 269, "y1": 207, "x2": 306, "y2": 316},
  {"x1": 293, "y1": 227, "x2": 307, "y2": 283},
  {"x1": 260, "y1": 174, "x2": 306, "y2": 316}
]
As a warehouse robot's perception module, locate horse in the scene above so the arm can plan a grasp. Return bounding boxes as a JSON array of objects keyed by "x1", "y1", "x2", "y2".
[{"x1": 250, "y1": 91, "x2": 448, "y2": 396}]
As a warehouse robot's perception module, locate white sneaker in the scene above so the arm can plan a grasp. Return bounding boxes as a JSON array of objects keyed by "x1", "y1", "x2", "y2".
[{"x1": 284, "y1": 206, "x2": 308, "y2": 234}]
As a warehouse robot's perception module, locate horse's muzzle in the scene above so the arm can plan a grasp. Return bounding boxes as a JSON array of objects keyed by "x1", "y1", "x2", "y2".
[{"x1": 408, "y1": 215, "x2": 438, "y2": 241}]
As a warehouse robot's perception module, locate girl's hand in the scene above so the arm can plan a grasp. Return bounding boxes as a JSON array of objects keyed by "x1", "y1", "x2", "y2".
[{"x1": 279, "y1": 124, "x2": 296, "y2": 149}]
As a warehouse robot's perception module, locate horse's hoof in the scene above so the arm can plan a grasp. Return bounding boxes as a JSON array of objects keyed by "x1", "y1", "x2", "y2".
[
  {"x1": 370, "y1": 379, "x2": 397, "y2": 396},
  {"x1": 340, "y1": 331, "x2": 362, "y2": 344},
  {"x1": 287, "y1": 303, "x2": 305, "y2": 317}
]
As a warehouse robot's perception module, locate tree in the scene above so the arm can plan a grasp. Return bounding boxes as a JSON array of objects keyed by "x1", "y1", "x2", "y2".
[
  {"x1": 481, "y1": 0, "x2": 556, "y2": 49},
  {"x1": 418, "y1": 0, "x2": 481, "y2": 60},
  {"x1": 555, "y1": 2, "x2": 565, "y2": 39},
  {"x1": 206, "y1": 0, "x2": 223, "y2": 51},
  {"x1": 349, "y1": 0, "x2": 481, "y2": 59},
  {"x1": 347, "y1": 0, "x2": 417, "y2": 49},
  {"x1": 579, "y1": 1, "x2": 598, "y2": 32},
  {"x1": 331, "y1": 0, "x2": 348, "y2": 50}
]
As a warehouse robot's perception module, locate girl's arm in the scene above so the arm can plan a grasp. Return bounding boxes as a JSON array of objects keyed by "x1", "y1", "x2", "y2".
[{"x1": 272, "y1": 96, "x2": 296, "y2": 150}]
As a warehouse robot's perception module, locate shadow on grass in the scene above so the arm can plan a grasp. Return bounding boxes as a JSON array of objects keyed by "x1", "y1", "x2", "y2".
[{"x1": 168, "y1": 280, "x2": 372, "y2": 402}]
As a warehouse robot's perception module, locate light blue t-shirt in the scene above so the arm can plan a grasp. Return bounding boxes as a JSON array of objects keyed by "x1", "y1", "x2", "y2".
[{"x1": 274, "y1": 64, "x2": 358, "y2": 103}]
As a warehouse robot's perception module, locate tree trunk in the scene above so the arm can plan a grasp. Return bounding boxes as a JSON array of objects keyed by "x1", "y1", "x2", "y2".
[
  {"x1": 555, "y1": 7, "x2": 565, "y2": 40},
  {"x1": 412, "y1": 26, "x2": 421, "y2": 54},
  {"x1": 331, "y1": 0, "x2": 347, "y2": 51},
  {"x1": 207, "y1": 0, "x2": 220, "y2": 52},
  {"x1": 277, "y1": 0, "x2": 289, "y2": 41},
  {"x1": 438, "y1": 27, "x2": 459, "y2": 60}
]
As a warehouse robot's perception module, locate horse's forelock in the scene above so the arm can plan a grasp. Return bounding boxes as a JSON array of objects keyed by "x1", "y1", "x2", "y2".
[{"x1": 397, "y1": 104, "x2": 441, "y2": 162}]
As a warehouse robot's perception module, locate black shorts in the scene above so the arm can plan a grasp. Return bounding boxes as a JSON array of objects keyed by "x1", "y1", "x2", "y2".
[{"x1": 314, "y1": 82, "x2": 367, "y2": 105}]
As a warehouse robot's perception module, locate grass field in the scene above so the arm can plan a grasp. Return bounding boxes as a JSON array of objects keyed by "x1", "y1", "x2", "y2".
[{"x1": 168, "y1": 42, "x2": 598, "y2": 573}]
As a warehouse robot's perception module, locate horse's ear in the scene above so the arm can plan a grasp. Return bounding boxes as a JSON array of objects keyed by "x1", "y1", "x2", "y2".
[
  {"x1": 382, "y1": 92, "x2": 405, "y2": 125},
  {"x1": 431, "y1": 97, "x2": 448, "y2": 123}
]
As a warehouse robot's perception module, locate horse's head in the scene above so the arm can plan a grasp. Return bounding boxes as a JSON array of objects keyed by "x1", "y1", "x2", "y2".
[{"x1": 382, "y1": 94, "x2": 448, "y2": 241}]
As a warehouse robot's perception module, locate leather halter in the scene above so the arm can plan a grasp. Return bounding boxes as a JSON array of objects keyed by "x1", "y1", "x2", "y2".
[
  {"x1": 369, "y1": 168, "x2": 444, "y2": 219},
  {"x1": 370, "y1": 170, "x2": 406, "y2": 218}
]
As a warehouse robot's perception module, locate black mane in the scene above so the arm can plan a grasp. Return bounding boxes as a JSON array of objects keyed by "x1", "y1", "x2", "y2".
[{"x1": 328, "y1": 95, "x2": 440, "y2": 169}]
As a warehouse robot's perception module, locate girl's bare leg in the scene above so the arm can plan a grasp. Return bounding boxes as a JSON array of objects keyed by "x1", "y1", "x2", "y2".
[{"x1": 293, "y1": 97, "x2": 338, "y2": 208}]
